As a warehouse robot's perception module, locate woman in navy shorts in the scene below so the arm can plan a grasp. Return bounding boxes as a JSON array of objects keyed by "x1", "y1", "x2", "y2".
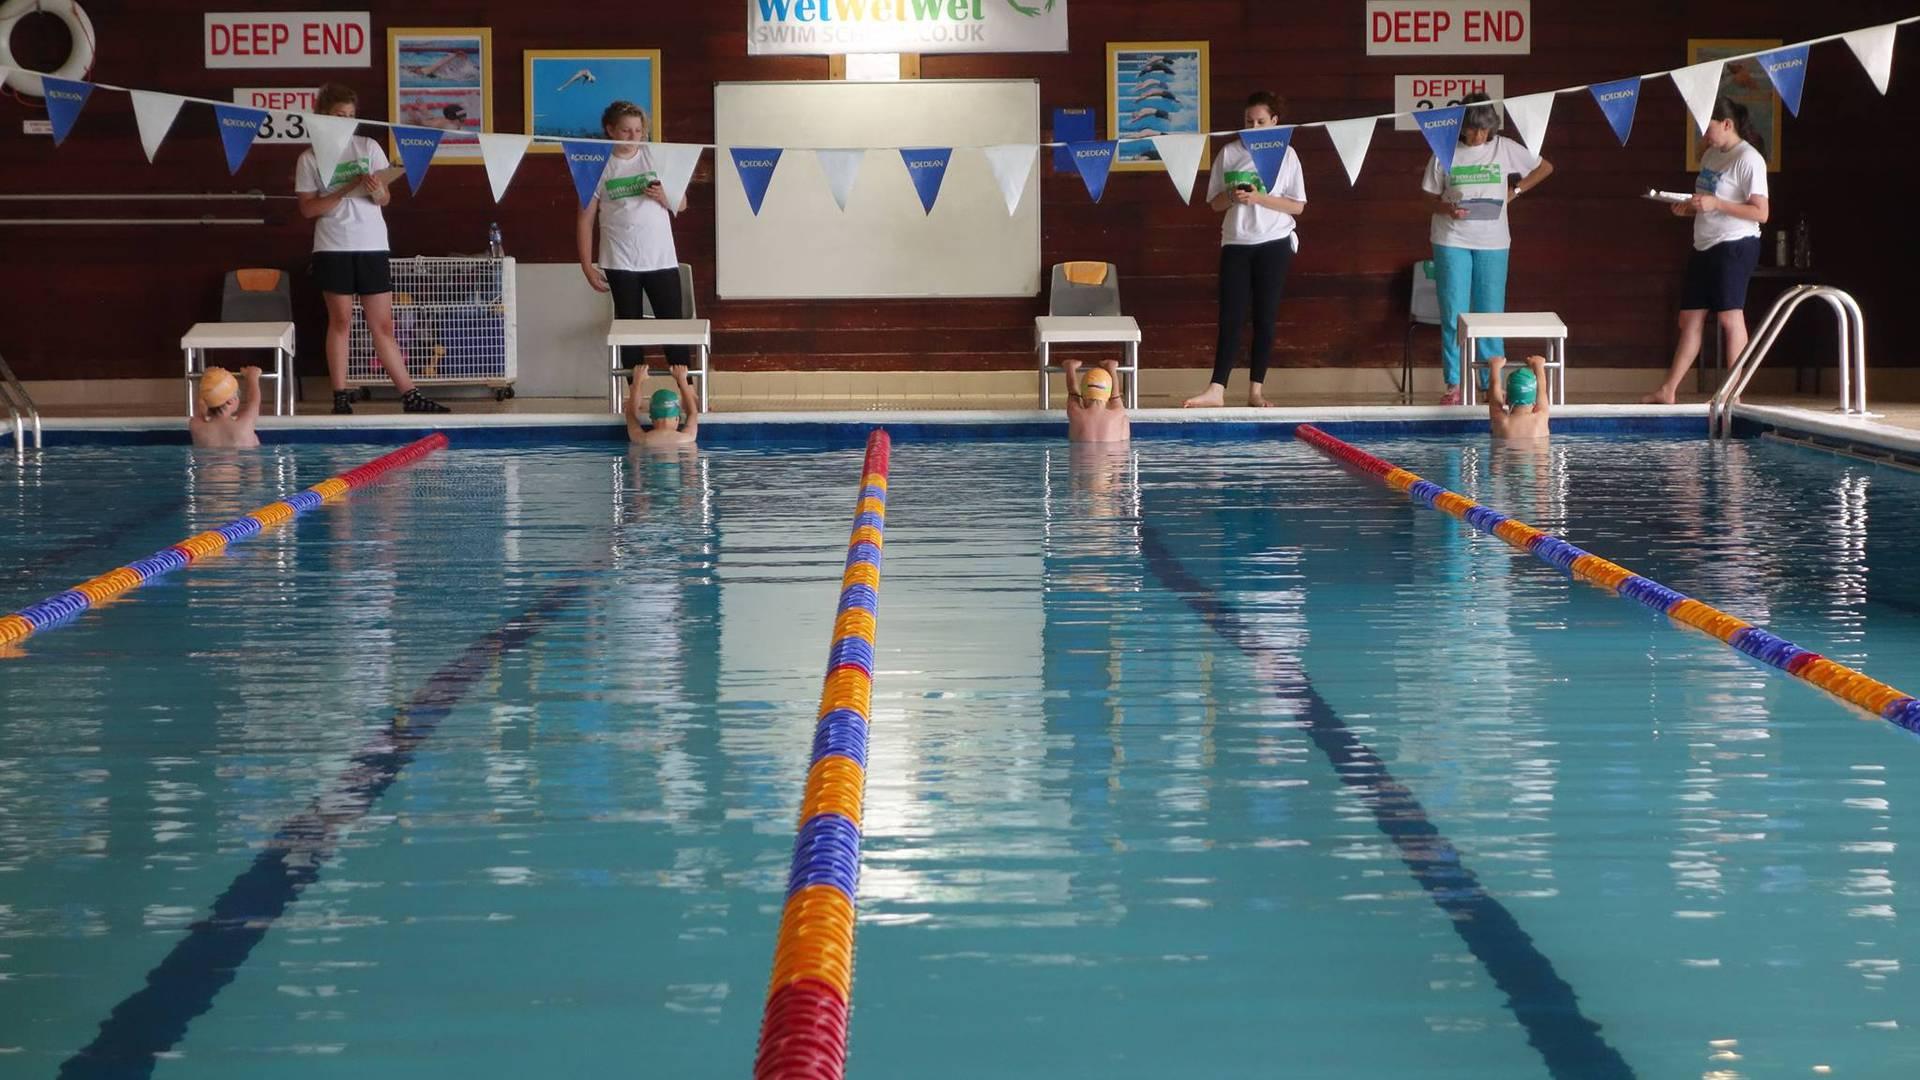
[{"x1": 1645, "y1": 98, "x2": 1770, "y2": 404}]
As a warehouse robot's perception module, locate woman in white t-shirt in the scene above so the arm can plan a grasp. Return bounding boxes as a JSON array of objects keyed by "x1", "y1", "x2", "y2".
[
  {"x1": 1183, "y1": 91, "x2": 1307, "y2": 409},
  {"x1": 294, "y1": 83, "x2": 448, "y2": 415},
  {"x1": 576, "y1": 101, "x2": 691, "y2": 405},
  {"x1": 1422, "y1": 94, "x2": 1555, "y2": 405},
  {"x1": 1644, "y1": 98, "x2": 1770, "y2": 404}
]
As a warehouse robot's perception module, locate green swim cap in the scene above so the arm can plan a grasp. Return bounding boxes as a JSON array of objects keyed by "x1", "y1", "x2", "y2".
[
  {"x1": 1506, "y1": 367, "x2": 1538, "y2": 407},
  {"x1": 648, "y1": 389, "x2": 682, "y2": 421}
]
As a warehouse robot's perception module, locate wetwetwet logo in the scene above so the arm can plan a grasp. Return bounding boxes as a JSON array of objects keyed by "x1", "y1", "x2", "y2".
[{"x1": 1005, "y1": 0, "x2": 1056, "y2": 14}]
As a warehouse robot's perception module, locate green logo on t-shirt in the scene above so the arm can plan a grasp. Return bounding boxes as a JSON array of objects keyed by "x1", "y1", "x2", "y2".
[
  {"x1": 1449, "y1": 163, "x2": 1503, "y2": 186},
  {"x1": 328, "y1": 158, "x2": 369, "y2": 187},
  {"x1": 605, "y1": 172, "x2": 659, "y2": 200},
  {"x1": 1224, "y1": 170, "x2": 1266, "y2": 194}
]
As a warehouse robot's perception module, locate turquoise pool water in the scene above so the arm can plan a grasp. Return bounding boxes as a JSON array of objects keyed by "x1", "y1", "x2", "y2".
[{"x1": 3, "y1": 435, "x2": 1919, "y2": 1078}]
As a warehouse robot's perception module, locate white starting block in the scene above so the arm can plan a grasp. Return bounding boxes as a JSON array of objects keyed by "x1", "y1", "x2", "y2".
[
  {"x1": 180, "y1": 321, "x2": 294, "y2": 416},
  {"x1": 607, "y1": 318, "x2": 712, "y2": 413},
  {"x1": 1459, "y1": 312, "x2": 1567, "y2": 407},
  {"x1": 1035, "y1": 316, "x2": 1141, "y2": 409}
]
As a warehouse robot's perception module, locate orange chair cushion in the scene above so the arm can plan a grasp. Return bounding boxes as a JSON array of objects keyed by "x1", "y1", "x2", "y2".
[
  {"x1": 1062, "y1": 262, "x2": 1109, "y2": 287},
  {"x1": 235, "y1": 268, "x2": 282, "y2": 292}
]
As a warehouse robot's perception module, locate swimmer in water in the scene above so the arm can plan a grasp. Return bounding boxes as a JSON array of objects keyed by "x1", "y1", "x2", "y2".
[
  {"x1": 1139, "y1": 58, "x2": 1176, "y2": 75},
  {"x1": 1134, "y1": 89, "x2": 1180, "y2": 104},
  {"x1": 189, "y1": 366, "x2": 262, "y2": 449},
  {"x1": 1488, "y1": 355, "x2": 1550, "y2": 440},
  {"x1": 1061, "y1": 358, "x2": 1130, "y2": 444},
  {"x1": 1127, "y1": 108, "x2": 1172, "y2": 124},
  {"x1": 406, "y1": 51, "x2": 479, "y2": 82},
  {"x1": 627, "y1": 367, "x2": 700, "y2": 449}
]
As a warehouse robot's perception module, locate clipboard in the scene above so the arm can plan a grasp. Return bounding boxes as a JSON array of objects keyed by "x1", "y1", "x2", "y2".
[
  {"x1": 1456, "y1": 198, "x2": 1504, "y2": 221},
  {"x1": 1641, "y1": 189, "x2": 1692, "y2": 204},
  {"x1": 329, "y1": 165, "x2": 407, "y2": 196}
]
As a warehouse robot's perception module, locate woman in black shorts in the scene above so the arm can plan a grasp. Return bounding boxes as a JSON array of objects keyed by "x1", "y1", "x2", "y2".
[
  {"x1": 1645, "y1": 98, "x2": 1769, "y2": 405},
  {"x1": 295, "y1": 83, "x2": 448, "y2": 414}
]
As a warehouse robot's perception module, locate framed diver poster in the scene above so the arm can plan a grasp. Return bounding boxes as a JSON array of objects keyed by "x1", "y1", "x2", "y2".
[
  {"x1": 1105, "y1": 41, "x2": 1210, "y2": 173},
  {"x1": 524, "y1": 49, "x2": 663, "y2": 154},
  {"x1": 1685, "y1": 38, "x2": 1784, "y2": 172},
  {"x1": 387, "y1": 28, "x2": 492, "y2": 163}
]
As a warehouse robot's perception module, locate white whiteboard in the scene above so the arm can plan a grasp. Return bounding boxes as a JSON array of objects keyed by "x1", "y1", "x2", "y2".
[{"x1": 714, "y1": 80, "x2": 1041, "y2": 299}]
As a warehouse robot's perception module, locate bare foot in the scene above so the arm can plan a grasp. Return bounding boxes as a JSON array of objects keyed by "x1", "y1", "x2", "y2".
[
  {"x1": 1183, "y1": 384, "x2": 1226, "y2": 408},
  {"x1": 1247, "y1": 394, "x2": 1277, "y2": 408},
  {"x1": 1641, "y1": 389, "x2": 1677, "y2": 405}
]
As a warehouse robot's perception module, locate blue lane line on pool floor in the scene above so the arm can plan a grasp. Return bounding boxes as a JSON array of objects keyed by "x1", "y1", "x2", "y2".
[
  {"x1": 1139, "y1": 525, "x2": 1635, "y2": 1080},
  {"x1": 56, "y1": 582, "x2": 588, "y2": 1080}
]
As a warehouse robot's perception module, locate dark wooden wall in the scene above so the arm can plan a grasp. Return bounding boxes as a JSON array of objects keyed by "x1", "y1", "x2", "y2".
[{"x1": 2, "y1": 1, "x2": 1915, "y2": 381}]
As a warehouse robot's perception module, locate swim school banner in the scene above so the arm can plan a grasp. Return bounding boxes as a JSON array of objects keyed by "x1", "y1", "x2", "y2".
[{"x1": 747, "y1": 0, "x2": 1069, "y2": 56}]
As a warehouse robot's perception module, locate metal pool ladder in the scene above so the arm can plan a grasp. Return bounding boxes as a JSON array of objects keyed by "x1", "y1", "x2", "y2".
[
  {"x1": 1710, "y1": 285, "x2": 1869, "y2": 438},
  {"x1": 0, "y1": 353, "x2": 42, "y2": 452}
]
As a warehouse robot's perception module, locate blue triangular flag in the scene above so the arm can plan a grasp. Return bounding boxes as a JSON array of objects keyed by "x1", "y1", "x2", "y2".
[
  {"x1": 561, "y1": 139, "x2": 613, "y2": 211},
  {"x1": 899, "y1": 147, "x2": 952, "y2": 215},
  {"x1": 212, "y1": 104, "x2": 268, "y2": 174},
  {"x1": 1067, "y1": 140, "x2": 1118, "y2": 202},
  {"x1": 1239, "y1": 127, "x2": 1295, "y2": 193},
  {"x1": 393, "y1": 126, "x2": 445, "y2": 192},
  {"x1": 42, "y1": 77, "x2": 94, "y2": 147},
  {"x1": 1589, "y1": 77, "x2": 1641, "y2": 145},
  {"x1": 1759, "y1": 44, "x2": 1812, "y2": 116},
  {"x1": 731, "y1": 148, "x2": 783, "y2": 216},
  {"x1": 1411, "y1": 106, "x2": 1465, "y2": 175}
]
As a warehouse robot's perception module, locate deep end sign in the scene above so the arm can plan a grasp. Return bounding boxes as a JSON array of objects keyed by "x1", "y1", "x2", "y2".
[
  {"x1": 1366, "y1": 1, "x2": 1530, "y2": 55},
  {"x1": 205, "y1": 12, "x2": 370, "y2": 68}
]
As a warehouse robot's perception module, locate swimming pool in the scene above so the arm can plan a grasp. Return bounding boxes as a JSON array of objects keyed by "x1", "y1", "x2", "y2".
[{"x1": 4, "y1": 433, "x2": 1919, "y2": 1078}]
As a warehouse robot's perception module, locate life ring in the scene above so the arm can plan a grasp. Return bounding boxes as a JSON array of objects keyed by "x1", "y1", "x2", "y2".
[{"x1": 0, "y1": 0, "x2": 96, "y2": 99}]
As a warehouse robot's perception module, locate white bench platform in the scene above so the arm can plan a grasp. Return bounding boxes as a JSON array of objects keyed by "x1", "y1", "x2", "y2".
[
  {"x1": 1458, "y1": 311, "x2": 1567, "y2": 407},
  {"x1": 1035, "y1": 315, "x2": 1141, "y2": 409},
  {"x1": 181, "y1": 321, "x2": 295, "y2": 416},
  {"x1": 607, "y1": 318, "x2": 712, "y2": 413}
]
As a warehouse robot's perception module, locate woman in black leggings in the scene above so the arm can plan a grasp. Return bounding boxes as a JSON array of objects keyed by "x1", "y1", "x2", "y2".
[{"x1": 1184, "y1": 90, "x2": 1307, "y2": 408}]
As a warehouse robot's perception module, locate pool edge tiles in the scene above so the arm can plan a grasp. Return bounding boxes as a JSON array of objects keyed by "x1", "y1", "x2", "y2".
[{"x1": 37, "y1": 405, "x2": 1711, "y2": 447}]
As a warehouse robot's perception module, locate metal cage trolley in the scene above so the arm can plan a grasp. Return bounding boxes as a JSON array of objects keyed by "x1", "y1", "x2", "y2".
[{"x1": 346, "y1": 257, "x2": 518, "y2": 401}]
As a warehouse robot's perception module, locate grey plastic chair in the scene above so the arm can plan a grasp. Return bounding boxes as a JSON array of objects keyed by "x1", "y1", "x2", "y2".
[
  {"x1": 1036, "y1": 262, "x2": 1140, "y2": 408},
  {"x1": 181, "y1": 269, "x2": 295, "y2": 416}
]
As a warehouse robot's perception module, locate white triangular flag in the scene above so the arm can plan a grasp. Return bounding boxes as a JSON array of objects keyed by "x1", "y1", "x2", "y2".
[
  {"x1": 1321, "y1": 118, "x2": 1376, "y2": 186},
  {"x1": 650, "y1": 142, "x2": 704, "y2": 215},
  {"x1": 0, "y1": 69, "x2": 12, "y2": 95},
  {"x1": 813, "y1": 148, "x2": 865, "y2": 211},
  {"x1": 1844, "y1": 24, "x2": 1898, "y2": 95},
  {"x1": 1147, "y1": 133, "x2": 1207, "y2": 203},
  {"x1": 981, "y1": 144, "x2": 1036, "y2": 216},
  {"x1": 1501, "y1": 92, "x2": 1556, "y2": 152},
  {"x1": 1669, "y1": 61, "x2": 1724, "y2": 135},
  {"x1": 129, "y1": 91, "x2": 186, "y2": 163},
  {"x1": 479, "y1": 133, "x2": 533, "y2": 203},
  {"x1": 304, "y1": 112, "x2": 359, "y2": 180}
]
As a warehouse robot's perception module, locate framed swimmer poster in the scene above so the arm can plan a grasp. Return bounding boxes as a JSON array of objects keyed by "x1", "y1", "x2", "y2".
[
  {"x1": 1685, "y1": 38, "x2": 1784, "y2": 172},
  {"x1": 388, "y1": 28, "x2": 493, "y2": 164},
  {"x1": 1106, "y1": 41, "x2": 1210, "y2": 173},
  {"x1": 524, "y1": 49, "x2": 662, "y2": 154}
]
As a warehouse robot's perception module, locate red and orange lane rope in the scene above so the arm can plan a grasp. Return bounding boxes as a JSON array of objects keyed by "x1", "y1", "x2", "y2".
[
  {"x1": 755, "y1": 430, "x2": 890, "y2": 1080},
  {"x1": 0, "y1": 434, "x2": 448, "y2": 649},
  {"x1": 1295, "y1": 425, "x2": 1920, "y2": 733}
]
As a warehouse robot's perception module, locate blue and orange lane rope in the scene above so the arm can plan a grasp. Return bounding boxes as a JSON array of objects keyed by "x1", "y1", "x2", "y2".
[
  {"x1": 0, "y1": 434, "x2": 448, "y2": 650},
  {"x1": 755, "y1": 429, "x2": 890, "y2": 1080},
  {"x1": 1295, "y1": 424, "x2": 1920, "y2": 733}
]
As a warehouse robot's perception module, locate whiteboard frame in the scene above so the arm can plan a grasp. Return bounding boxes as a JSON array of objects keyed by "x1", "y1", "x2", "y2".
[{"x1": 713, "y1": 79, "x2": 1042, "y2": 301}]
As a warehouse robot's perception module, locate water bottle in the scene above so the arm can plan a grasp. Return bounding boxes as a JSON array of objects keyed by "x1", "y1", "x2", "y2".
[
  {"x1": 1792, "y1": 215, "x2": 1810, "y2": 270},
  {"x1": 487, "y1": 222, "x2": 503, "y2": 259},
  {"x1": 1774, "y1": 230, "x2": 1789, "y2": 268}
]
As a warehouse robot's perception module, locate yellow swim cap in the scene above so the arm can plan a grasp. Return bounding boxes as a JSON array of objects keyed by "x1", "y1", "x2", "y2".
[
  {"x1": 199, "y1": 367, "x2": 238, "y2": 410},
  {"x1": 1081, "y1": 367, "x2": 1114, "y2": 403}
]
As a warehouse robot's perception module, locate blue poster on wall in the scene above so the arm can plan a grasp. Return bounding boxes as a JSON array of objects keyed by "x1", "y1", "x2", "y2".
[
  {"x1": 731, "y1": 148, "x2": 783, "y2": 216},
  {"x1": 1051, "y1": 107, "x2": 1094, "y2": 172}
]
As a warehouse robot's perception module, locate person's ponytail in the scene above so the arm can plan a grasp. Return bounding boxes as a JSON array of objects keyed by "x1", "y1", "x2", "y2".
[{"x1": 1711, "y1": 97, "x2": 1765, "y2": 157}]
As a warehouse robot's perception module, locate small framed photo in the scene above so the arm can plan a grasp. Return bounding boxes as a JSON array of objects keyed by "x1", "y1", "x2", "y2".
[
  {"x1": 388, "y1": 28, "x2": 492, "y2": 164},
  {"x1": 524, "y1": 49, "x2": 663, "y2": 153},
  {"x1": 1105, "y1": 41, "x2": 1210, "y2": 173},
  {"x1": 1686, "y1": 38, "x2": 1784, "y2": 172}
]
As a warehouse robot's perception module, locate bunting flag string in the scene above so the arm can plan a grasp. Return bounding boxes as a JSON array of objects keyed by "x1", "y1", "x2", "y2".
[
  {"x1": 1669, "y1": 62, "x2": 1725, "y2": 136},
  {"x1": 393, "y1": 126, "x2": 445, "y2": 192},
  {"x1": 210, "y1": 104, "x2": 267, "y2": 175},
  {"x1": 1149, "y1": 133, "x2": 1207, "y2": 202},
  {"x1": 129, "y1": 90, "x2": 185, "y2": 163},
  {"x1": 982, "y1": 143, "x2": 1036, "y2": 215},
  {"x1": 1590, "y1": 77, "x2": 1642, "y2": 146},
  {"x1": 7, "y1": 17, "x2": 1914, "y2": 204}
]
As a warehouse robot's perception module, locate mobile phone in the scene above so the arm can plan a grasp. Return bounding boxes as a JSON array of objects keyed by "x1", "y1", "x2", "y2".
[{"x1": 1235, "y1": 184, "x2": 1254, "y2": 193}]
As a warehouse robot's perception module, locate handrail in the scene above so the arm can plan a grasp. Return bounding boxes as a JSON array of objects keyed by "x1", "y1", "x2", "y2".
[
  {"x1": 1710, "y1": 284, "x2": 1868, "y2": 438},
  {"x1": 0, "y1": 354, "x2": 42, "y2": 452}
]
